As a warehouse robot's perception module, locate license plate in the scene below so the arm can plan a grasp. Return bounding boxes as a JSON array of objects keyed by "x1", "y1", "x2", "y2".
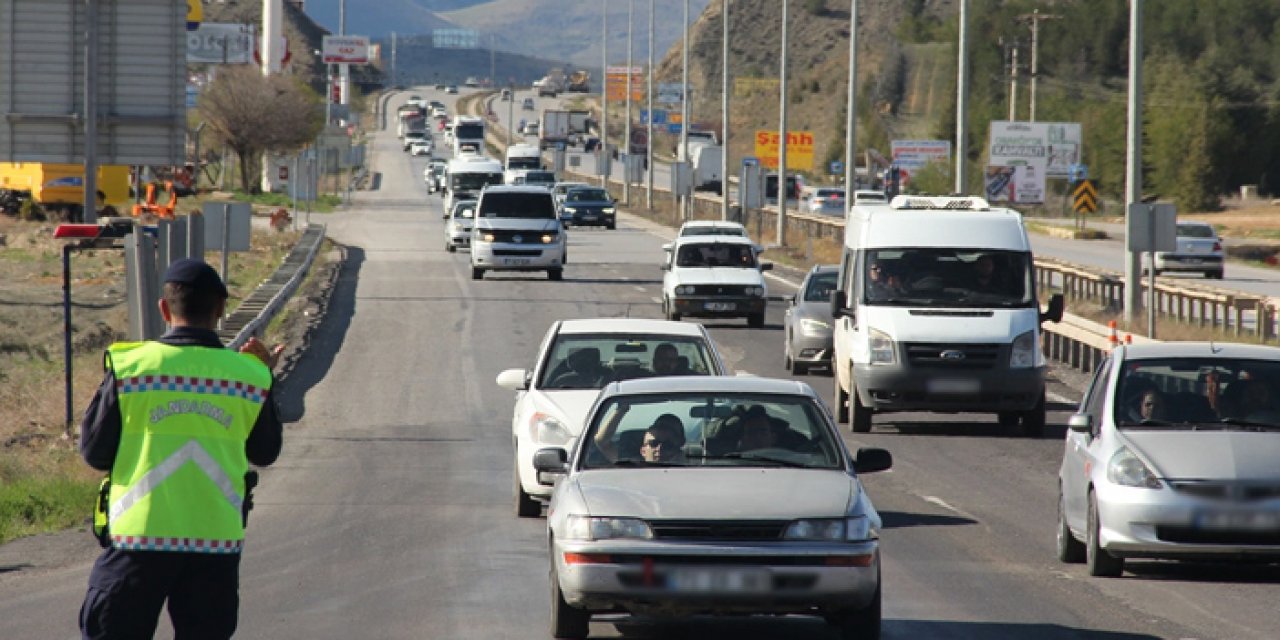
[
  {"x1": 927, "y1": 378, "x2": 980, "y2": 394},
  {"x1": 581, "y1": 214, "x2": 597, "y2": 220},
  {"x1": 668, "y1": 567, "x2": 770, "y2": 593},
  {"x1": 502, "y1": 258, "x2": 531, "y2": 266},
  {"x1": 1195, "y1": 510, "x2": 1280, "y2": 531},
  {"x1": 705, "y1": 302, "x2": 736, "y2": 311}
]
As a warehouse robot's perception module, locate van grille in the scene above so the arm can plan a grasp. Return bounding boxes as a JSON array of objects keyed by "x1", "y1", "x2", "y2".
[
  {"x1": 904, "y1": 343, "x2": 1002, "y2": 369},
  {"x1": 492, "y1": 249, "x2": 543, "y2": 257},
  {"x1": 487, "y1": 230, "x2": 554, "y2": 244}
]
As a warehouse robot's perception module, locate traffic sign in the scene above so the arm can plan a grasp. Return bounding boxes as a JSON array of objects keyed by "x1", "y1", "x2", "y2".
[
  {"x1": 640, "y1": 109, "x2": 668, "y2": 125},
  {"x1": 1072, "y1": 179, "x2": 1098, "y2": 214},
  {"x1": 829, "y1": 160, "x2": 844, "y2": 175},
  {"x1": 322, "y1": 36, "x2": 370, "y2": 64},
  {"x1": 667, "y1": 123, "x2": 683, "y2": 134},
  {"x1": 743, "y1": 157, "x2": 759, "y2": 168},
  {"x1": 1069, "y1": 163, "x2": 1088, "y2": 183}
]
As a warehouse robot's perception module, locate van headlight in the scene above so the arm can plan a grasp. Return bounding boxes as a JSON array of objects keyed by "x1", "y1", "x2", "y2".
[
  {"x1": 565, "y1": 515, "x2": 653, "y2": 541},
  {"x1": 674, "y1": 285, "x2": 695, "y2": 295},
  {"x1": 1107, "y1": 447, "x2": 1162, "y2": 489},
  {"x1": 1010, "y1": 330, "x2": 1037, "y2": 368},
  {"x1": 783, "y1": 517, "x2": 871, "y2": 542},
  {"x1": 479, "y1": 232, "x2": 496, "y2": 242},
  {"x1": 532, "y1": 412, "x2": 574, "y2": 445},
  {"x1": 869, "y1": 328, "x2": 895, "y2": 365},
  {"x1": 541, "y1": 234, "x2": 558, "y2": 244}
]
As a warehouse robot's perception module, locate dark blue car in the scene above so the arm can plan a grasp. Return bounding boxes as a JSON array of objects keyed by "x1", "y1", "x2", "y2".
[{"x1": 560, "y1": 186, "x2": 617, "y2": 229}]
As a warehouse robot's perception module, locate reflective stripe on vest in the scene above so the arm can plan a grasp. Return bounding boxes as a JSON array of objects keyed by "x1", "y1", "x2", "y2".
[{"x1": 108, "y1": 439, "x2": 244, "y2": 521}]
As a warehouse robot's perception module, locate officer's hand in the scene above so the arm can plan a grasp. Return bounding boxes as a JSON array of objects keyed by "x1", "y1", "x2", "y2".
[{"x1": 240, "y1": 337, "x2": 285, "y2": 371}]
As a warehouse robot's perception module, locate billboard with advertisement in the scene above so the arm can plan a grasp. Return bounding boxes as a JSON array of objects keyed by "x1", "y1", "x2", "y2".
[
  {"x1": 754, "y1": 130, "x2": 815, "y2": 171},
  {"x1": 322, "y1": 36, "x2": 370, "y2": 64},
  {"x1": 890, "y1": 139, "x2": 950, "y2": 185},
  {"x1": 987, "y1": 121, "x2": 1081, "y2": 178},
  {"x1": 188, "y1": 23, "x2": 254, "y2": 64},
  {"x1": 985, "y1": 155, "x2": 1047, "y2": 204},
  {"x1": 606, "y1": 66, "x2": 644, "y2": 101}
]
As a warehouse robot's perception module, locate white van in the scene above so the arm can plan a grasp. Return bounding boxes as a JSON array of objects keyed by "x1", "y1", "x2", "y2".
[
  {"x1": 829, "y1": 195, "x2": 1064, "y2": 436},
  {"x1": 451, "y1": 115, "x2": 486, "y2": 156},
  {"x1": 443, "y1": 156, "x2": 504, "y2": 219},
  {"x1": 471, "y1": 185, "x2": 567, "y2": 281}
]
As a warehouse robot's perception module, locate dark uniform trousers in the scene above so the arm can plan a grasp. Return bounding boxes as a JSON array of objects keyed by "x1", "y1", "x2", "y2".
[{"x1": 80, "y1": 548, "x2": 240, "y2": 640}]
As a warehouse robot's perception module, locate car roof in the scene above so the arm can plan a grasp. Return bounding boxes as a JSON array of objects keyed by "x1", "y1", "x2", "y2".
[
  {"x1": 681, "y1": 220, "x2": 746, "y2": 230},
  {"x1": 602, "y1": 375, "x2": 816, "y2": 398},
  {"x1": 1118, "y1": 341, "x2": 1280, "y2": 361},
  {"x1": 556, "y1": 318, "x2": 708, "y2": 337},
  {"x1": 808, "y1": 264, "x2": 839, "y2": 275},
  {"x1": 482, "y1": 185, "x2": 555, "y2": 195},
  {"x1": 672, "y1": 234, "x2": 757, "y2": 247}
]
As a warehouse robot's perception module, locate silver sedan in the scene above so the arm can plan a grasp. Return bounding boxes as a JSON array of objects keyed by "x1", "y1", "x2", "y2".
[
  {"x1": 784, "y1": 264, "x2": 838, "y2": 375},
  {"x1": 535, "y1": 376, "x2": 891, "y2": 639},
  {"x1": 1058, "y1": 342, "x2": 1280, "y2": 577}
]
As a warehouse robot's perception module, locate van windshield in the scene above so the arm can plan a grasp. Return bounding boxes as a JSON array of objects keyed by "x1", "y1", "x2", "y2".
[
  {"x1": 455, "y1": 124, "x2": 484, "y2": 139},
  {"x1": 451, "y1": 172, "x2": 504, "y2": 191},
  {"x1": 507, "y1": 157, "x2": 541, "y2": 170},
  {"x1": 863, "y1": 248, "x2": 1033, "y2": 308},
  {"x1": 479, "y1": 192, "x2": 556, "y2": 219}
]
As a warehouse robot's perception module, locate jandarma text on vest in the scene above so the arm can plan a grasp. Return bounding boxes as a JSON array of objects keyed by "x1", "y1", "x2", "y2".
[{"x1": 149, "y1": 400, "x2": 234, "y2": 428}]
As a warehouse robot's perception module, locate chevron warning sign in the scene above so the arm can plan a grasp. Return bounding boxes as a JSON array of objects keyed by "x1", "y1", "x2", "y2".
[{"x1": 1073, "y1": 180, "x2": 1097, "y2": 214}]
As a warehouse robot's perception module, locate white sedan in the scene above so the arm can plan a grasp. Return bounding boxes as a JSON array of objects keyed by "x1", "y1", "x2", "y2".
[{"x1": 496, "y1": 318, "x2": 728, "y2": 517}]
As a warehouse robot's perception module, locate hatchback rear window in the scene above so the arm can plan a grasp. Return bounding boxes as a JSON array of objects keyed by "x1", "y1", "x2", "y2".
[
  {"x1": 479, "y1": 192, "x2": 556, "y2": 219},
  {"x1": 1176, "y1": 224, "x2": 1216, "y2": 238}
]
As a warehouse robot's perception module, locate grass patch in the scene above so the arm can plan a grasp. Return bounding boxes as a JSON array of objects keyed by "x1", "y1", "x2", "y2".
[
  {"x1": 0, "y1": 450, "x2": 98, "y2": 545},
  {"x1": 228, "y1": 191, "x2": 343, "y2": 213}
]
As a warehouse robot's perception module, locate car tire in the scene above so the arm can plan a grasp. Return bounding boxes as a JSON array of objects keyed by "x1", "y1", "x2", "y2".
[
  {"x1": 1022, "y1": 392, "x2": 1047, "y2": 438},
  {"x1": 1086, "y1": 491, "x2": 1125, "y2": 577},
  {"x1": 664, "y1": 297, "x2": 681, "y2": 322},
  {"x1": 550, "y1": 568, "x2": 590, "y2": 639},
  {"x1": 606, "y1": 222, "x2": 616, "y2": 230},
  {"x1": 515, "y1": 457, "x2": 541, "y2": 518},
  {"x1": 833, "y1": 372, "x2": 850, "y2": 424},
  {"x1": 1208, "y1": 269, "x2": 1224, "y2": 279},
  {"x1": 828, "y1": 569, "x2": 881, "y2": 640},
  {"x1": 548, "y1": 269, "x2": 563, "y2": 281},
  {"x1": 997, "y1": 412, "x2": 1021, "y2": 428},
  {"x1": 1057, "y1": 487, "x2": 1086, "y2": 564},
  {"x1": 851, "y1": 385, "x2": 873, "y2": 433},
  {"x1": 471, "y1": 267, "x2": 484, "y2": 280},
  {"x1": 446, "y1": 243, "x2": 456, "y2": 253},
  {"x1": 748, "y1": 312, "x2": 765, "y2": 328}
]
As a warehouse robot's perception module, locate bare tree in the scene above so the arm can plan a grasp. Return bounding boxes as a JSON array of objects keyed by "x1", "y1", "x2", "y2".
[{"x1": 198, "y1": 66, "x2": 324, "y2": 193}]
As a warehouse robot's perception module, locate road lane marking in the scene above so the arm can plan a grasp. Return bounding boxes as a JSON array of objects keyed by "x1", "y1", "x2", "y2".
[
  {"x1": 633, "y1": 286, "x2": 647, "y2": 292},
  {"x1": 919, "y1": 495, "x2": 979, "y2": 522}
]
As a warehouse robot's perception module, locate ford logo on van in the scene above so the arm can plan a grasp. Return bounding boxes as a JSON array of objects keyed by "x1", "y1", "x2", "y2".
[
  {"x1": 940, "y1": 350, "x2": 966, "y2": 361},
  {"x1": 512, "y1": 234, "x2": 523, "y2": 243}
]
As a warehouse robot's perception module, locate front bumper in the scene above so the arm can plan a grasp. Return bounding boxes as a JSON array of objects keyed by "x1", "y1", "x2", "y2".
[
  {"x1": 1094, "y1": 483, "x2": 1280, "y2": 560},
  {"x1": 791, "y1": 331, "x2": 833, "y2": 365},
  {"x1": 565, "y1": 209, "x2": 616, "y2": 226},
  {"x1": 853, "y1": 362, "x2": 1044, "y2": 413},
  {"x1": 447, "y1": 229, "x2": 472, "y2": 247},
  {"x1": 472, "y1": 241, "x2": 565, "y2": 271},
  {"x1": 673, "y1": 296, "x2": 766, "y2": 319},
  {"x1": 553, "y1": 539, "x2": 880, "y2": 615}
]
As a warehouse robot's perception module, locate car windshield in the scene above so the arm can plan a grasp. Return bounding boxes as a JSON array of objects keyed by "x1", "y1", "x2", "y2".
[
  {"x1": 1115, "y1": 358, "x2": 1280, "y2": 429},
  {"x1": 523, "y1": 171, "x2": 556, "y2": 185},
  {"x1": 538, "y1": 335, "x2": 716, "y2": 389},
  {"x1": 676, "y1": 243, "x2": 758, "y2": 268},
  {"x1": 1176, "y1": 224, "x2": 1215, "y2": 238},
  {"x1": 451, "y1": 172, "x2": 504, "y2": 191},
  {"x1": 681, "y1": 226, "x2": 746, "y2": 237},
  {"x1": 455, "y1": 124, "x2": 484, "y2": 139},
  {"x1": 862, "y1": 248, "x2": 1034, "y2": 307},
  {"x1": 566, "y1": 188, "x2": 609, "y2": 203},
  {"x1": 478, "y1": 192, "x2": 556, "y2": 219},
  {"x1": 582, "y1": 393, "x2": 843, "y2": 469},
  {"x1": 804, "y1": 271, "x2": 838, "y2": 302}
]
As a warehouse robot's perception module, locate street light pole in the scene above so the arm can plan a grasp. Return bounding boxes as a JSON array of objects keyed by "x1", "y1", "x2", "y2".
[
  {"x1": 647, "y1": 0, "x2": 655, "y2": 210},
  {"x1": 680, "y1": 0, "x2": 690, "y2": 220},
  {"x1": 777, "y1": 0, "x2": 789, "y2": 245},
  {"x1": 844, "y1": 0, "x2": 858, "y2": 205},
  {"x1": 1124, "y1": 0, "x2": 1144, "y2": 323},
  {"x1": 720, "y1": 0, "x2": 729, "y2": 221},
  {"x1": 954, "y1": 0, "x2": 969, "y2": 195},
  {"x1": 601, "y1": 0, "x2": 609, "y2": 188},
  {"x1": 624, "y1": 0, "x2": 634, "y2": 204}
]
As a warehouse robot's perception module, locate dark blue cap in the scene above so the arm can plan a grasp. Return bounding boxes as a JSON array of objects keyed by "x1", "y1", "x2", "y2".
[{"x1": 163, "y1": 258, "x2": 228, "y2": 298}]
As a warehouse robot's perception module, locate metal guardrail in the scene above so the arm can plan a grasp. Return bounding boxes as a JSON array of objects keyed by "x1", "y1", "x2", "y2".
[{"x1": 219, "y1": 223, "x2": 326, "y2": 350}]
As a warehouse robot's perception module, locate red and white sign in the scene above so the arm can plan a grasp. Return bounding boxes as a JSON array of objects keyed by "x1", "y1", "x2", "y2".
[
  {"x1": 253, "y1": 35, "x2": 292, "y2": 66},
  {"x1": 322, "y1": 36, "x2": 370, "y2": 64}
]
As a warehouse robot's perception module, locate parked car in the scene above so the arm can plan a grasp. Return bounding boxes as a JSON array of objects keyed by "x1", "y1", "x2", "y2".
[
  {"x1": 662, "y1": 235, "x2": 772, "y2": 327},
  {"x1": 1057, "y1": 341, "x2": 1280, "y2": 577},
  {"x1": 495, "y1": 319, "x2": 727, "y2": 517},
  {"x1": 784, "y1": 264, "x2": 838, "y2": 375},
  {"x1": 1153, "y1": 221, "x2": 1225, "y2": 279},
  {"x1": 536, "y1": 375, "x2": 892, "y2": 639},
  {"x1": 559, "y1": 186, "x2": 616, "y2": 229},
  {"x1": 444, "y1": 199, "x2": 477, "y2": 252}
]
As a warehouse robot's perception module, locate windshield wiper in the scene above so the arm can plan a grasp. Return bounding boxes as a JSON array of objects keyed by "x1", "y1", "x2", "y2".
[{"x1": 697, "y1": 452, "x2": 813, "y2": 468}]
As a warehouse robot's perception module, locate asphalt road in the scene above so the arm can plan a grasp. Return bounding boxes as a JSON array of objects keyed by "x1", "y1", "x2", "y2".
[{"x1": 2, "y1": 87, "x2": 1277, "y2": 639}]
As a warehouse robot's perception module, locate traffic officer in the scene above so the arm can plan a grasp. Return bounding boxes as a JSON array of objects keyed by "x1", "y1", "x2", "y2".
[{"x1": 78, "y1": 258, "x2": 285, "y2": 640}]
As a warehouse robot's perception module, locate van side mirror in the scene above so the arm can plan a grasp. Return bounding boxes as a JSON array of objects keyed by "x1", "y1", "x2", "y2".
[
  {"x1": 1067, "y1": 414, "x2": 1093, "y2": 434},
  {"x1": 830, "y1": 290, "x2": 848, "y2": 319},
  {"x1": 1041, "y1": 293, "x2": 1065, "y2": 324}
]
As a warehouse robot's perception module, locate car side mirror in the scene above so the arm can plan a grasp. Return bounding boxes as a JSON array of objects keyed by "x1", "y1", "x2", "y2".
[
  {"x1": 830, "y1": 290, "x2": 849, "y2": 319},
  {"x1": 760, "y1": 262, "x2": 773, "y2": 271},
  {"x1": 1067, "y1": 414, "x2": 1093, "y2": 434},
  {"x1": 660, "y1": 263, "x2": 670, "y2": 271},
  {"x1": 853, "y1": 447, "x2": 892, "y2": 474},
  {"x1": 495, "y1": 368, "x2": 530, "y2": 391},
  {"x1": 1041, "y1": 293, "x2": 1065, "y2": 324},
  {"x1": 532, "y1": 447, "x2": 569, "y2": 485},
  {"x1": 661, "y1": 242, "x2": 672, "y2": 252}
]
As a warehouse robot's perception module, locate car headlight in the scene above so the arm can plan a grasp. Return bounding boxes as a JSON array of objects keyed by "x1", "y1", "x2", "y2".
[
  {"x1": 480, "y1": 232, "x2": 496, "y2": 242},
  {"x1": 783, "y1": 516, "x2": 871, "y2": 542},
  {"x1": 869, "y1": 328, "x2": 895, "y2": 365},
  {"x1": 602, "y1": 207, "x2": 615, "y2": 214},
  {"x1": 564, "y1": 515, "x2": 654, "y2": 541},
  {"x1": 532, "y1": 412, "x2": 574, "y2": 445},
  {"x1": 1107, "y1": 447, "x2": 1162, "y2": 489},
  {"x1": 1010, "y1": 330, "x2": 1037, "y2": 368},
  {"x1": 562, "y1": 207, "x2": 577, "y2": 214},
  {"x1": 674, "y1": 285, "x2": 695, "y2": 295},
  {"x1": 800, "y1": 318, "x2": 831, "y2": 334},
  {"x1": 746, "y1": 286, "x2": 766, "y2": 297},
  {"x1": 541, "y1": 234, "x2": 558, "y2": 244}
]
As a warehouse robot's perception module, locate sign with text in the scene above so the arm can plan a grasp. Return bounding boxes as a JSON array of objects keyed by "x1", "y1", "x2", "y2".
[
  {"x1": 187, "y1": 23, "x2": 254, "y2": 64},
  {"x1": 657, "y1": 83, "x2": 687, "y2": 104},
  {"x1": 987, "y1": 121, "x2": 1081, "y2": 178},
  {"x1": 985, "y1": 155, "x2": 1047, "y2": 204},
  {"x1": 890, "y1": 139, "x2": 951, "y2": 174},
  {"x1": 734, "y1": 77, "x2": 780, "y2": 97},
  {"x1": 606, "y1": 66, "x2": 644, "y2": 101},
  {"x1": 754, "y1": 130, "x2": 815, "y2": 171},
  {"x1": 322, "y1": 35, "x2": 370, "y2": 64}
]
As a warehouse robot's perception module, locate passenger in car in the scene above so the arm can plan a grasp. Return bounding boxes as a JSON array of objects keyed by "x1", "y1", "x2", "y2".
[
  {"x1": 549, "y1": 347, "x2": 608, "y2": 388},
  {"x1": 651, "y1": 343, "x2": 695, "y2": 376},
  {"x1": 1124, "y1": 388, "x2": 1166, "y2": 423},
  {"x1": 593, "y1": 401, "x2": 686, "y2": 463}
]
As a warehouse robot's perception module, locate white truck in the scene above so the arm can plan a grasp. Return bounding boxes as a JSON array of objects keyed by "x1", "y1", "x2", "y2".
[
  {"x1": 539, "y1": 110, "x2": 573, "y2": 150},
  {"x1": 828, "y1": 195, "x2": 1064, "y2": 437},
  {"x1": 450, "y1": 115, "x2": 487, "y2": 156},
  {"x1": 443, "y1": 155, "x2": 505, "y2": 220},
  {"x1": 689, "y1": 144, "x2": 724, "y2": 195}
]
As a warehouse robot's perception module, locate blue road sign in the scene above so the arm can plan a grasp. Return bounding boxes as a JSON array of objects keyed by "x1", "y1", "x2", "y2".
[
  {"x1": 743, "y1": 157, "x2": 759, "y2": 168},
  {"x1": 667, "y1": 123, "x2": 682, "y2": 134},
  {"x1": 1068, "y1": 163, "x2": 1088, "y2": 183},
  {"x1": 640, "y1": 109, "x2": 668, "y2": 125},
  {"x1": 830, "y1": 160, "x2": 844, "y2": 175}
]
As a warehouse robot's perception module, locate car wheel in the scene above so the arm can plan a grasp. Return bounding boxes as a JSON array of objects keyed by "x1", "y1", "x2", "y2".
[
  {"x1": 1021, "y1": 392, "x2": 1047, "y2": 438},
  {"x1": 515, "y1": 457, "x2": 541, "y2": 518},
  {"x1": 471, "y1": 267, "x2": 484, "y2": 280},
  {"x1": 1208, "y1": 269, "x2": 1224, "y2": 279},
  {"x1": 550, "y1": 568, "x2": 590, "y2": 639},
  {"x1": 606, "y1": 222, "x2": 616, "y2": 230},
  {"x1": 446, "y1": 242, "x2": 456, "y2": 253},
  {"x1": 833, "y1": 372, "x2": 850, "y2": 424},
  {"x1": 828, "y1": 570, "x2": 881, "y2": 640},
  {"x1": 747, "y1": 312, "x2": 765, "y2": 328},
  {"x1": 548, "y1": 269, "x2": 563, "y2": 281},
  {"x1": 664, "y1": 298, "x2": 681, "y2": 322},
  {"x1": 851, "y1": 385, "x2": 873, "y2": 433},
  {"x1": 1057, "y1": 487, "x2": 1086, "y2": 564},
  {"x1": 1086, "y1": 491, "x2": 1125, "y2": 577},
  {"x1": 997, "y1": 412, "x2": 1021, "y2": 428}
]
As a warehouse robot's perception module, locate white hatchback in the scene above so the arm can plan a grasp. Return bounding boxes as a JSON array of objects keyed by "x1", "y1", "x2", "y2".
[{"x1": 495, "y1": 319, "x2": 728, "y2": 517}]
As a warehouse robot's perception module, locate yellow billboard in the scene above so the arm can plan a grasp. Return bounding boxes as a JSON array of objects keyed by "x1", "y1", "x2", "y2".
[{"x1": 754, "y1": 130, "x2": 815, "y2": 170}]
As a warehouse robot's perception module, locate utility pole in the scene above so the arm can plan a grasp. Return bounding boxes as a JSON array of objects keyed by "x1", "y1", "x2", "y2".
[
  {"x1": 720, "y1": 0, "x2": 729, "y2": 221},
  {"x1": 391, "y1": 32, "x2": 398, "y2": 88},
  {"x1": 624, "y1": 0, "x2": 634, "y2": 204},
  {"x1": 680, "y1": 0, "x2": 690, "y2": 220},
  {"x1": 646, "y1": 0, "x2": 655, "y2": 209},
  {"x1": 844, "y1": 0, "x2": 858, "y2": 205},
  {"x1": 1124, "y1": 0, "x2": 1144, "y2": 323},
  {"x1": 1008, "y1": 42, "x2": 1019, "y2": 121},
  {"x1": 83, "y1": 0, "x2": 100, "y2": 223},
  {"x1": 601, "y1": 0, "x2": 609, "y2": 188},
  {"x1": 954, "y1": 0, "x2": 969, "y2": 195},
  {"x1": 339, "y1": 0, "x2": 349, "y2": 107},
  {"x1": 777, "y1": 0, "x2": 789, "y2": 245},
  {"x1": 490, "y1": 35, "x2": 496, "y2": 90},
  {"x1": 1018, "y1": 9, "x2": 1061, "y2": 122}
]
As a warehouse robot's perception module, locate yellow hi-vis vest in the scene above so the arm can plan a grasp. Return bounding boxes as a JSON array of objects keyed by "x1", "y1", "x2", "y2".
[{"x1": 106, "y1": 341, "x2": 271, "y2": 553}]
